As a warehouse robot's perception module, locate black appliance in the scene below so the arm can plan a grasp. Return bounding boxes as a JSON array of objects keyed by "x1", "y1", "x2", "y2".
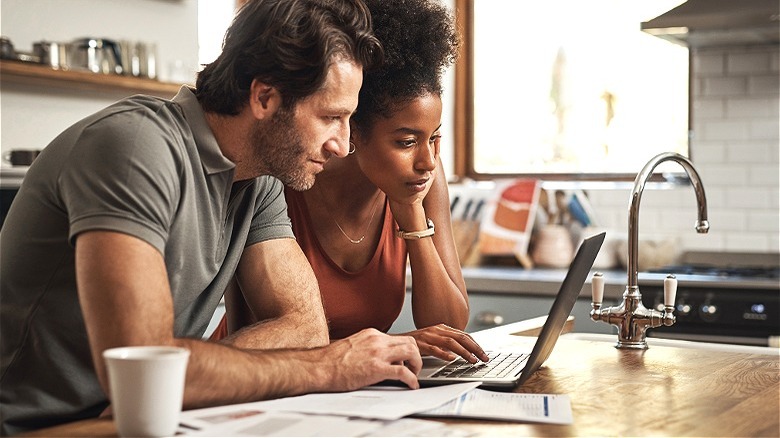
[
  {"x1": 0, "y1": 168, "x2": 25, "y2": 229},
  {"x1": 640, "y1": 252, "x2": 780, "y2": 347}
]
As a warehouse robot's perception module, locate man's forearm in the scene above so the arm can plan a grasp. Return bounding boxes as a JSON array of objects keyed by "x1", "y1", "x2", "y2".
[
  {"x1": 176, "y1": 329, "x2": 421, "y2": 410},
  {"x1": 229, "y1": 239, "x2": 330, "y2": 349},
  {"x1": 222, "y1": 311, "x2": 329, "y2": 349},
  {"x1": 175, "y1": 337, "x2": 331, "y2": 409}
]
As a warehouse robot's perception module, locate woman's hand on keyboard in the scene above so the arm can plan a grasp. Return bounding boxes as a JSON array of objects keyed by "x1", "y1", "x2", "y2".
[{"x1": 397, "y1": 324, "x2": 490, "y2": 363}]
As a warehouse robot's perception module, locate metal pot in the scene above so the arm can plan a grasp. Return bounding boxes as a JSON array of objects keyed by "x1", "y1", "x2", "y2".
[
  {"x1": 66, "y1": 38, "x2": 123, "y2": 75},
  {"x1": 119, "y1": 40, "x2": 157, "y2": 79},
  {"x1": 33, "y1": 41, "x2": 67, "y2": 69},
  {"x1": 3, "y1": 149, "x2": 41, "y2": 166},
  {"x1": 0, "y1": 36, "x2": 17, "y2": 60}
]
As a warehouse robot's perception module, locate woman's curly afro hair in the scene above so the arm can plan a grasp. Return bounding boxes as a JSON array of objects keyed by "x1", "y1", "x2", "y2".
[{"x1": 351, "y1": 0, "x2": 460, "y2": 128}]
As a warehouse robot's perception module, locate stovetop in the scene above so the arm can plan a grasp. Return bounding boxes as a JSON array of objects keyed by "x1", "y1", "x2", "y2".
[
  {"x1": 639, "y1": 251, "x2": 780, "y2": 290},
  {"x1": 648, "y1": 265, "x2": 780, "y2": 281},
  {"x1": 636, "y1": 253, "x2": 779, "y2": 346}
]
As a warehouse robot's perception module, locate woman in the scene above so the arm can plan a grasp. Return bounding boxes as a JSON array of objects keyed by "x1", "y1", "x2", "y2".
[{"x1": 214, "y1": 0, "x2": 488, "y2": 364}]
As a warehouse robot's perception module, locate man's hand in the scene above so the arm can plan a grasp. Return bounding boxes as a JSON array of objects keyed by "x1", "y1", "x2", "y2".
[
  {"x1": 322, "y1": 329, "x2": 422, "y2": 391},
  {"x1": 398, "y1": 324, "x2": 489, "y2": 364}
]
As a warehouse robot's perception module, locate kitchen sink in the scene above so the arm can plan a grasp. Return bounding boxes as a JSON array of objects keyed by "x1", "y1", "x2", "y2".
[{"x1": 561, "y1": 332, "x2": 779, "y2": 355}]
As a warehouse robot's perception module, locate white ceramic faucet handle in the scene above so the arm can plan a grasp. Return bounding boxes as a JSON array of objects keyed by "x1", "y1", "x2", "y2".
[
  {"x1": 592, "y1": 272, "x2": 604, "y2": 304},
  {"x1": 664, "y1": 274, "x2": 678, "y2": 308}
]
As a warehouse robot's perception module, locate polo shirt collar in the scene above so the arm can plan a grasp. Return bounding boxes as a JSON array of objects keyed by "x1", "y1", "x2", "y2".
[{"x1": 172, "y1": 86, "x2": 235, "y2": 175}]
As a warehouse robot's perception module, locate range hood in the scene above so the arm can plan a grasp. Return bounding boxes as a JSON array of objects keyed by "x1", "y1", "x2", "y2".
[{"x1": 641, "y1": 0, "x2": 780, "y2": 48}]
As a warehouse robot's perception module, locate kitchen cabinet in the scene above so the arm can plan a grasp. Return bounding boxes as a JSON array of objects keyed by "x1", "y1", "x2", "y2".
[
  {"x1": 389, "y1": 266, "x2": 622, "y2": 335},
  {"x1": 0, "y1": 59, "x2": 182, "y2": 98},
  {"x1": 393, "y1": 263, "x2": 779, "y2": 346},
  {"x1": 388, "y1": 291, "x2": 617, "y2": 335}
]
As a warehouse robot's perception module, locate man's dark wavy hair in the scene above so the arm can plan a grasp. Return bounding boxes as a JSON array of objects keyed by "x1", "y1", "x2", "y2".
[
  {"x1": 351, "y1": 0, "x2": 460, "y2": 128},
  {"x1": 195, "y1": 0, "x2": 383, "y2": 115}
]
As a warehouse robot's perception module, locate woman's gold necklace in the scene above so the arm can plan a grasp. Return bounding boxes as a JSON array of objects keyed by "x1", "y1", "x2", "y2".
[{"x1": 317, "y1": 185, "x2": 382, "y2": 244}]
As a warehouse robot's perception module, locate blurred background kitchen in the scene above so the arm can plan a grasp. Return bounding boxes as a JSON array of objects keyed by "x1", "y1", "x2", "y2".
[{"x1": 1, "y1": 0, "x2": 778, "y2": 345}]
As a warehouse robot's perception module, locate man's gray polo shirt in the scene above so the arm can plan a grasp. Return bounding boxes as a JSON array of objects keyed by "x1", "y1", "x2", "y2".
[{"x1": 0, "y1": 86, "x2": 294, "y2": 435}]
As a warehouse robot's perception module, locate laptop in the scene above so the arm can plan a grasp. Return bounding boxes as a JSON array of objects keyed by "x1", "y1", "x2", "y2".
[{"x1": 417, "y1": 231, "x2": 606, "y2": 389}]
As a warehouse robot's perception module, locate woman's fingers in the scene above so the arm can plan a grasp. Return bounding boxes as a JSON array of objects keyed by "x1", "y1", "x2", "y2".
[{"x1": 408, "y1": 325, "x2": 489, "y2": 363}]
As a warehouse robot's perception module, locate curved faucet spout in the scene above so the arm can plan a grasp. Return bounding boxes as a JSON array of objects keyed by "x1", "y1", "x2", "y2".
[{"x1": 628, "y1": 152, "x2": 709, "y2": 289}]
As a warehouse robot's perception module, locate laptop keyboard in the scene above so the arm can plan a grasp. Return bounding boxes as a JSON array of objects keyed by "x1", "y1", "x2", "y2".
[{"x1": 431, "y1": 351, "x2": 529, "y2": 379}]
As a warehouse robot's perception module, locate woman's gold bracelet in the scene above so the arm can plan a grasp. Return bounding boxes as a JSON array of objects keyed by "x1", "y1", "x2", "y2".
[{"x1": 396, "y1": 218, "x2": 435, "y2": 239}]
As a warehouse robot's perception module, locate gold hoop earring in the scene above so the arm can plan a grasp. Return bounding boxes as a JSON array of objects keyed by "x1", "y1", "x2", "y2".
[{"x1": 348, "y1": 141, "x2": 356, "y2": 155}]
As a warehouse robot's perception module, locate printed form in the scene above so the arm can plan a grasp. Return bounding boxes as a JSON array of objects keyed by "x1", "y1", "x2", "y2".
[
  {"x1": 419, "y1": 389, "x2": 573, "y2": 424},
  {"x1": 177, "y1": 384, "x2": 572, "y2": 436}
]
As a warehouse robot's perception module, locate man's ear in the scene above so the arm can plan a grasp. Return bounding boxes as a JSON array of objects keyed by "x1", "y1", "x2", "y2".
[{"x1": 248, "y1": 79, "x2": 282, "y2": 120}]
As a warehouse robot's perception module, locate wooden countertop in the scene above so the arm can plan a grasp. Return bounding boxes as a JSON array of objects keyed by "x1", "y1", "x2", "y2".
[{"x1": 23, "y1": 320, "x2": 780, "y2": 437}]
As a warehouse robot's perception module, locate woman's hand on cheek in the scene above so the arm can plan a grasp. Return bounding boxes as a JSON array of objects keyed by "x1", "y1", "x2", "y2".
[{"x1": 387, "y1": 168, "x2": 436, "y2": 229}]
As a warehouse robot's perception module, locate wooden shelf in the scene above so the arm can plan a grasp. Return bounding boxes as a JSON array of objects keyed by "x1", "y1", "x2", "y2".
[{"x1": 0, "y1": 59, "x2": 184, "y2": 98}]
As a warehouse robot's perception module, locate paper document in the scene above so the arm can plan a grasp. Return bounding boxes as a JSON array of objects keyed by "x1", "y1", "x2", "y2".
[
  {"x1": 240, "y1": 381, "x2": 480, "y2": 420},
  {"x1": 179, "y1": 411, "x2": 472, "y2": 437},
  {"x1": 179, "y1": 382, "x2": 480, "y2": 427},
  {"x1": 181, "y1": 411, "x2": 376, "y2": 437},
  {"x1": 418, "y1": 389, "x2": 573, "y2": 424}
]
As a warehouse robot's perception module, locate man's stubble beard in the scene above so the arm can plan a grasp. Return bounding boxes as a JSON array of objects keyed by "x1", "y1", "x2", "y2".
[{"x1": 250, "y1": 106, "x2": 317, "y2": 191}]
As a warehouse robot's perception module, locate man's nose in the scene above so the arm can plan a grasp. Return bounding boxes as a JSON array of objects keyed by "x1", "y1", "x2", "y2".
[
  {"x1": 324, "y1": 139, "x2": 350, "y2": 158},
  {"x1": 324, "y1": 125, "x2": 351, "y2": 158}
]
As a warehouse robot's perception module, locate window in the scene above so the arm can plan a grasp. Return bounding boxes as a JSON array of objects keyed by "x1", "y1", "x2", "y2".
[
  {"x1": 198, "y1": 0, "x2": 237, "y2": 66},
  {"x1": 454, "y1": 0, "x2": 690, "y2": 180}
]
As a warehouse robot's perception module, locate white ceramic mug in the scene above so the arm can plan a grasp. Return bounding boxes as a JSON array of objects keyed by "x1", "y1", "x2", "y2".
[{"x1": 103, "y1": 346, "x2": 190, "y2": 437}]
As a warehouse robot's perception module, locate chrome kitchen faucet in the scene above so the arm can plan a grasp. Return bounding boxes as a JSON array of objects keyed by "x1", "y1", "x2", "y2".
[{"x1": 590, "y1": 152, "x2": 710, "y2": 349}]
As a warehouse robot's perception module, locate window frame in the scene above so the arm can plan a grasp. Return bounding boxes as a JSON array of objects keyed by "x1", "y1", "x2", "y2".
[{"x1": 452, "y1": 0, "x2": 693, "y2": 182}]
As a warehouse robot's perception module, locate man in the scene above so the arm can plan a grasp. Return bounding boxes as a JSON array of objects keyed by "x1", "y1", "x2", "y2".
[{"x1": 0, "y1": 0, "x2": 421, "y2": 434}]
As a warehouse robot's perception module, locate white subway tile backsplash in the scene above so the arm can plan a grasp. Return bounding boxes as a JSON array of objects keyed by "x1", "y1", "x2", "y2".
[
  {"x1": 725, "y1": 187, "x2": 772, "y2": 209},
  {"x1": 694, "y1": 52, "x2": 725, "y2": 75},
  {"x1": 693, "y1": 98, "x2": 725, "y2": 118},
  {"x1": 770, "y1": 188, "x2": 779, "y2": 209},
  {"x1": 598, "y1": 209, "x2": 627, "y2": 231},
  {"x1": 748, "y1": 164, "x2": 780, "y2": 186},
  {"x1": 726, "y1": 98, "x2": 774, "y2": 117},
  {"x1": 700, "y1": 120, "x2": 749, "y2": 141},
  {"x1": 725, "y1": 140, "x2": 774, "y2": 163},
  {"x1": 699, "y1": 164, "x2": 748, "y2": 186},
  {"x1": 770, "y1": 234, "x2": 779, "y2": 251},
  {"x1": 702, "y1": 77, "x2": 747, "y2": 96},
  {"x1": 658, "y1": 209, "x2": 699, "y2": 231},
  {"x1": 689, "y1": 141, "x2": 726, "y2": 163},
  {"x1": 707, "y1": 209, "x2": 747, "y2": 231},
  {"x1": 679, "y1": 233, "x2": 725, "y2": 251},
  {"x1": 636, "y1": 208, "x2": 663, "y2": 229},
  {"x1": 700, "y1": 188, "x2": 727, "y2": 210},
  {"x1": 727, "y1": 52, "x2": 771, "y2": 75},
  {"x1": 640, "y1": 188, "x2": 678, "y2": 208},
  {"x1": 748, "y1": 75, "x2": 780, "y2": 96},
  {"x1": 749, "y1": 119, "x2": 780, "y2": 140},
  {"x1": 674, "y1": 186, "x2": 706, "y2": 206},
  {"x1": 588, "y1": 190, "x2": 627, "y2": 208},
  {"x1": 691, "y1": 76, "x2": 703, "y2": 97},
  {"x1": 725, "y1": 232, "x2": 775, "y2": 251},
  {"x1": 748, "y1": 211, "x2": 780, "y2": 233}
]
